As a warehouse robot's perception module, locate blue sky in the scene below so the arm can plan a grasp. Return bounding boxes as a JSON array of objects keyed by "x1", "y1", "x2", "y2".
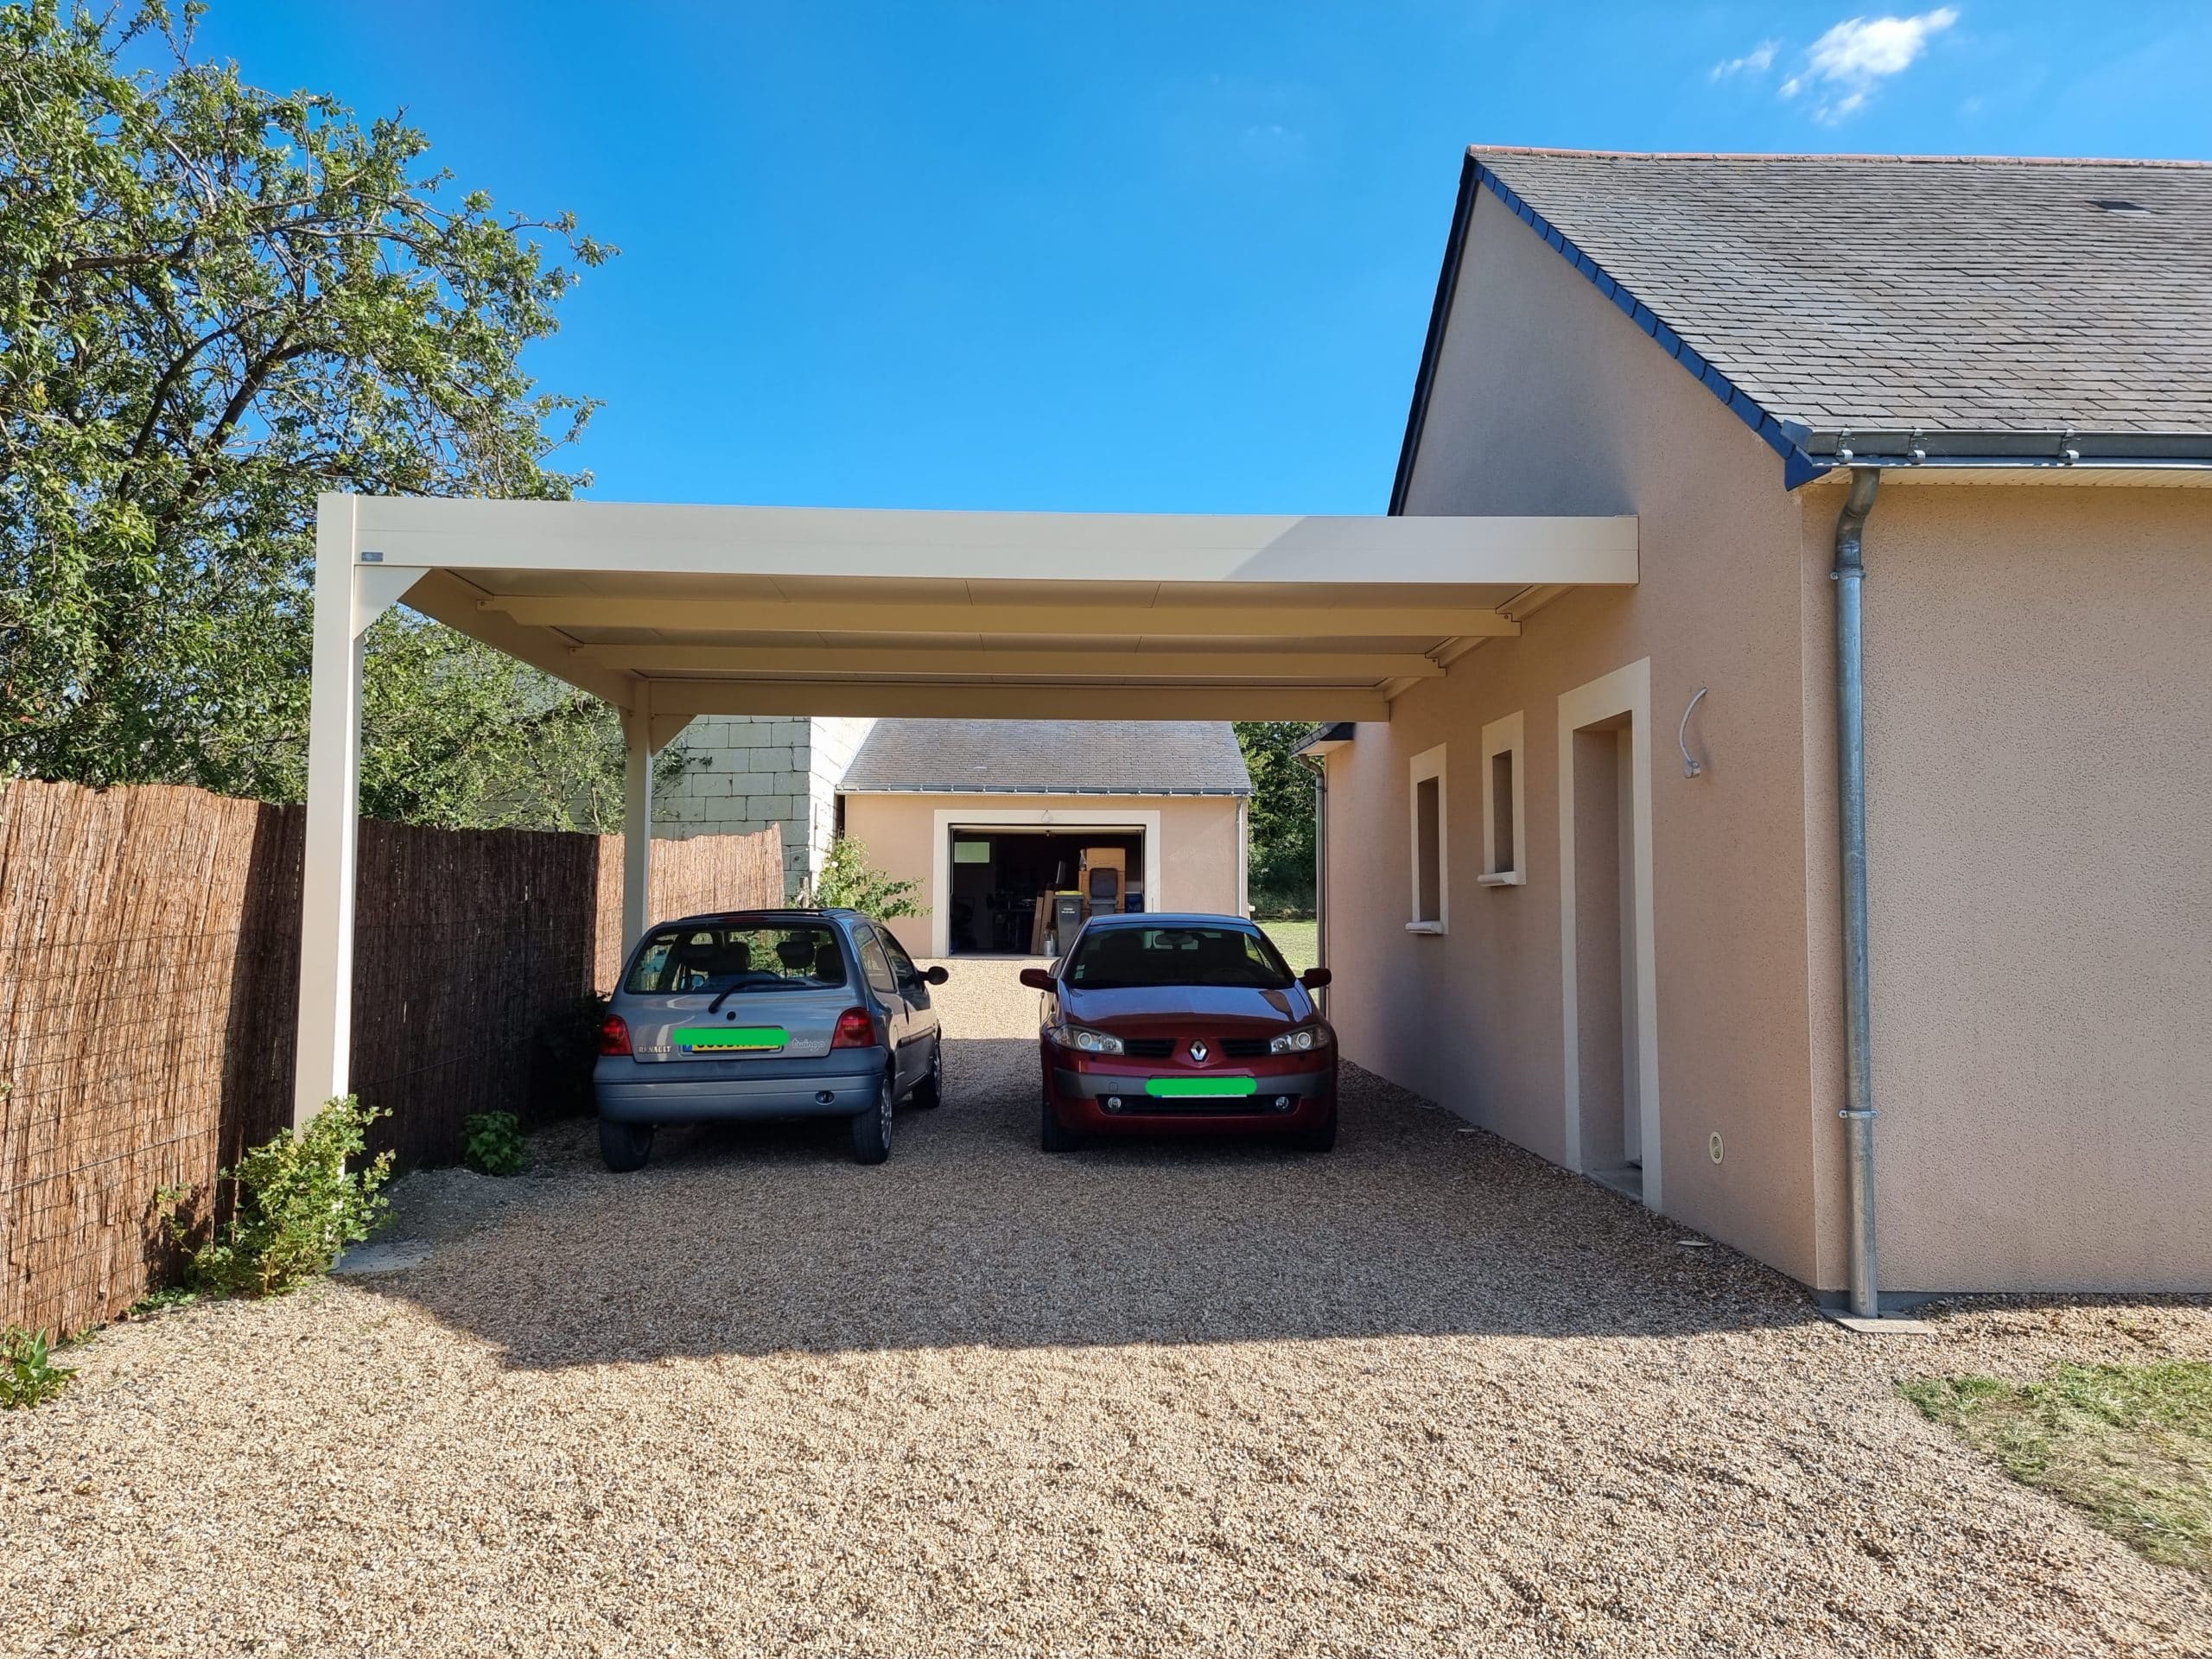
[{"x1": 194, "y1": 2, "x2": 2211, "y2": 514}]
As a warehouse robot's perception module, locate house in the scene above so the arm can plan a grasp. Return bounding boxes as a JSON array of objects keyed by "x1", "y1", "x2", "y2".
[
  {"x1": 1308, "y1": 149, "x2": 2211, "y2": 1300},
  {"x1": 655, "y1": 716, "x2": 878, "y2": 893},
  {"x1": 836, "y1": 719, "x2": 1252, "y2": 958}
]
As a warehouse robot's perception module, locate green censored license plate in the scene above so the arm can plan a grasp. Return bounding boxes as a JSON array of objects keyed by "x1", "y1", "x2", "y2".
[
  {"x1": 676, "y1": 1026, "x2": 787, "y2": 1053},
  {"x1": 1144, "y1": 1075, "x2": 1258, "y2": 1098}
]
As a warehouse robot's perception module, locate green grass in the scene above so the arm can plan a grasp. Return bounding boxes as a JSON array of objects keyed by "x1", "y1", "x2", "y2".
[
  {"x1": 1903, "y1": 1360, "x2": 2212, "y2": 1581},
  {"x1": 1259, "y1": 918, "x2": 1318, "y2": 976}
]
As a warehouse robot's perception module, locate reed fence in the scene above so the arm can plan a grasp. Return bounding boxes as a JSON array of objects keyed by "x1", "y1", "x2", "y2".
[{"x1": 0, "y1": 779, "x2": 781, "y2": 1337}]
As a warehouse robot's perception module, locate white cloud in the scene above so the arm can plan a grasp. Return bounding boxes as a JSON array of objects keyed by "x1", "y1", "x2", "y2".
[
  {"x1": 1710, "y1": 39, "x2": 1780, "y2": 81},
  {"x1": 1781, "y1": 8, "x2": 1960, "y2": 122}
]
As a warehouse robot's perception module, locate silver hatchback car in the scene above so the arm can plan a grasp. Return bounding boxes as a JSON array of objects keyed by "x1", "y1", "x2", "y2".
[{"x1": 594, "y1": 907, "x2": 948, "y2": 1169}]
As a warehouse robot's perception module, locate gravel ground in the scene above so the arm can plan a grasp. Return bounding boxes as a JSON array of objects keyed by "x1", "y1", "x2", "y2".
[{"x1": 7, "y1": 958, "x2": 2210, "y2": 1657}]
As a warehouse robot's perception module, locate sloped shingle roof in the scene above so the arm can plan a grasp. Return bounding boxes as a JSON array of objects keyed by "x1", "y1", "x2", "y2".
[
  {"x1": 1404, "y1": 149, "x2": 2212, "y2": 490},
  {"x1": 839, "y1": 721, "x2": 1251, "y2": 797}
]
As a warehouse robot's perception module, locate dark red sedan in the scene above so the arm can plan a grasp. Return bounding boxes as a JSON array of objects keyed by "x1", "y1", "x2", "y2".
[{"x1": 1020, "y1": 913, "x2": 1337, "y2": 1153}]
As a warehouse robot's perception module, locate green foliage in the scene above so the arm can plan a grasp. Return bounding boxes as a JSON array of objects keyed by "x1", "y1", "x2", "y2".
[
  {"x1": 808, "y1": 836, "x2": 922, "y2": 918},
  {"x1": 124, "y1": 1285, "x2": 200, "y2": 1318},
  {"x1": 1235, "y1": 722, "x2": 1319, "y2": 918},
  {"x1": 1904, "y1": 1361, "x2": 2212, "y2": 1580},
  {"x1": 0, "y1": 1, "x2": 624, "y2": 827},
  {"x1": 461, "y1": 1110, "x2": 525, "y2": 1177},
  {"x1": 163, "y1": 1095, "x2": 393, "y2": 1297},
  {"x1": 1, "y1": 1325, "x2": 75, "y2": 1409}
]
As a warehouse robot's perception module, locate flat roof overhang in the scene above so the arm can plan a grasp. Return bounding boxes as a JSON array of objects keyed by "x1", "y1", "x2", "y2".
[
  {"x1": 339, "y1": 496, "x2": 1638, "y2": 724},
  {"x1": 298, "y1": 493, "x2": 1637, "y2": 1123}
]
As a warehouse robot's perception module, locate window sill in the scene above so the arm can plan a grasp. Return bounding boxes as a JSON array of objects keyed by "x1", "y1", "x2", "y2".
[
  {"x1": 1404, "y1": 920, "x2": 1447, "y2": 936},
  {"x1": 1476, "y1": 871, "x2": 1525, "y2": 888}
]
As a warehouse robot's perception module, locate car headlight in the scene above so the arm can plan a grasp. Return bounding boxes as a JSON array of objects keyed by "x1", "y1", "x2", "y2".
[
  {"x1": 1268, "y1": 1025, "x2": 1328, "y2": 1055},
  {"x1": 1056, "y1": 1024, "x2": 1125, "y2": 1055}
]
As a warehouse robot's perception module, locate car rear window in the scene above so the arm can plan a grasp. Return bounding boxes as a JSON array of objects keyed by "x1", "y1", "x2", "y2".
[
  {"x1": 1064, "y1": 925, "x2": 1293, "y2": 991},
  {"x1": 625, "y1": 922, "x2": 848, "y2": 995}
]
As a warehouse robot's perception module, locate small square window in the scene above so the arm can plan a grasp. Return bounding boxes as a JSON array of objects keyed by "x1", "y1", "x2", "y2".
[
  {"x1": 1408, "y1": 743, "x2": 1447, "y2": 932},
  {"x1": 1479, "y1": 711, "x2": 1526, "y2": 887}
]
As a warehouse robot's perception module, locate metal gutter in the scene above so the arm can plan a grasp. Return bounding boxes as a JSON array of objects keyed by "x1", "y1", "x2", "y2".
[
  {"x1": 837, "y1": 785, "x2": 1250, "y2": 798},
  {"x1": 1815, "y1": 427, "x2": 2212, "y2": 472}
]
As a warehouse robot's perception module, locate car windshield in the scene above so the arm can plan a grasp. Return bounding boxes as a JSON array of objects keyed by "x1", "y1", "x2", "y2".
[
  {"x1": 625, "y1": 922, "x2": 847, "y2": 995},
  {"x1": 1064, "y1": 925, "x2": 1294, "y2": 991}
]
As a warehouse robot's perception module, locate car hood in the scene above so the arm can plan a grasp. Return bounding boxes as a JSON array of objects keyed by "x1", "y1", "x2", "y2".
[{"x1": 1058, "y1": 982, "x2": 1313, "y2": 1031}]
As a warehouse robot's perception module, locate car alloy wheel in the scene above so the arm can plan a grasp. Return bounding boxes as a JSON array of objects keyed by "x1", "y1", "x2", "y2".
[{"x1": 851, "y1": 1071, "x2": 893, "y2": 1165}]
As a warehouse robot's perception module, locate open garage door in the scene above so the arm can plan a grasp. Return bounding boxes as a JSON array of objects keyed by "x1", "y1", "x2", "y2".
[{"x1": 946, "y1": 827, "x2": 1146, "y2": 956}]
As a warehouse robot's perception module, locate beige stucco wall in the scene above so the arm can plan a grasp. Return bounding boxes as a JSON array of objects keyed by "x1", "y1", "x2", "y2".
[
  {"x1": 1813, "y1": 478, "x2": 2212, "y2": 1292},
  {"x1": 1335, "y1": 188, "x2": 1829, "y2": 1284},
  {"x1": 839, "y1": 791, "x2": 1244, "y2": 958},
  {"x1": 1331, "y1": 186, "x2": 2212, "y2": 1295}
]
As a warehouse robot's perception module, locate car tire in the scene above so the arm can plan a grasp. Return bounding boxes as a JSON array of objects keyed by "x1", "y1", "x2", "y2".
[
  {"x1": 909, "y1": 1038, "x2": 944, "y2": 1110},
  {"x1": 850, "y1": 1071, "x2": 893, "y2": 1165},
  {"x1": 1290, "y1": 1105, "x2": 1338, "y2": 1154},
  {"x1": 1039, "y1": 1095, "x2": 1079, "y2": 1154},
  {"x1": 599, "y1": 1118, "x2": 654, "y2": 1172}
]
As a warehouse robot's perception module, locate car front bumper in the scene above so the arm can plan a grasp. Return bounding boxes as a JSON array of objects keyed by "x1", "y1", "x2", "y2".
[
  {"x1": 594, "y1": 1051, "x2": 886, "y2": 1122},
  {"x1": 1046, "y1": 1056, "x2": 1335, "y2": 1132}
]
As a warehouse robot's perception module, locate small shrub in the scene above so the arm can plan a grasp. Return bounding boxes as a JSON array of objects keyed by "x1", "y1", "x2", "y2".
[
  {"x1": 2, "y1": 1325, "x2": 74, "y2": 1409},
  {"x1": 163, "y1": 1096, "x2": 394, "y2": 1299},
  {"x1": 462, "y1": 1110, "x2": 526, "y2": 1176},
  {"x1": 805, "y1": 836, "x2": 922, "y2": 918},
  {"x1": 126, "y1": 1285, "x2": 200, "y2": 1319}
]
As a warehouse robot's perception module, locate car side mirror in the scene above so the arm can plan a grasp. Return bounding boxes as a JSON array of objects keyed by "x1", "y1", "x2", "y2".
[
  {"x1": 1018, "y1": 967, "x2": 1054, "y2": 992},
  {"x1": 924, "y1": 964, "x2": 950, "y2": 986},
  {"x1": 1300, "y1": 967, "x2": 1332, "y2": 989}
]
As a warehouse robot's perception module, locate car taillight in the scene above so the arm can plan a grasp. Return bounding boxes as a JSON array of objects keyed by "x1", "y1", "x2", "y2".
[
  {"x1": 598, "y1": 1014, "x2": 632, "y2": 1057},
  {"x1": 830, "y1": 1007, "x2": 876, "y2": 1049}
]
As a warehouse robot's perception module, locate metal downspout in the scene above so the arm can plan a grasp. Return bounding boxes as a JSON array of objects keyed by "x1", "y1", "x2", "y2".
[{"x1": 1832, "y1": 468, "x2": 1882, "y2": 1319}]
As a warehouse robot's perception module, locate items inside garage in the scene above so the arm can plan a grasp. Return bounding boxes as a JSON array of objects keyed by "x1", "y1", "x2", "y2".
[{"x1": 945, "y1": 830, "x2": 1143, "y2": 954}]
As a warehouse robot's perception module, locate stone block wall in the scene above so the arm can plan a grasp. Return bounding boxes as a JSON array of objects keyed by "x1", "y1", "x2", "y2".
[{"x1": 656, "y1": 716, "x2": 876, "y2": 896}]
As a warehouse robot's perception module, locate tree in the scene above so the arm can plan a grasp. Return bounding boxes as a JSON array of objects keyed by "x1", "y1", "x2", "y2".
[
  {"x1": 1234, "y1": 721, "x2": 1319, "y2": 918},
  {"x1": 0, "y1": 0, "x2": 619, "y2": 822}
]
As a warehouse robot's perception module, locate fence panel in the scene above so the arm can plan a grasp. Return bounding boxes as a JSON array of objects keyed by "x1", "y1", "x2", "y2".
[{"x1": 0, "y1": 779, "x2": 780, "y2": 1335}]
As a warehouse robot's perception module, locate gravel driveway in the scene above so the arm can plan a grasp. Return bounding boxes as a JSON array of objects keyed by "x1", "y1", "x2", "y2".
[{"x1": 7, "y1": 959, "x2": 2210, "y2": 1657}]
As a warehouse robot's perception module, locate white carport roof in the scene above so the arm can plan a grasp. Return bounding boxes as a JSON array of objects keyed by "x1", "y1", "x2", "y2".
[
  {"x1": 298, "y1": 494, "x2": 1637, "y2": 1120},
  {"x1": 345, "y1": 496, "x2": 1637, "y2": 724}
]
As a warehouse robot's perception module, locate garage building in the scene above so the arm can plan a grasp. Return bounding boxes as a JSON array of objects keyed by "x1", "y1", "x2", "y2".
[{"x1": 836, "y1": 720, "x2": 1252, "y2": 959}]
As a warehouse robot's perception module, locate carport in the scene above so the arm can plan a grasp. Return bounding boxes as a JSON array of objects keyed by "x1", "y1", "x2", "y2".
[{"x1": 296, "y1": 494, "x2": 1637, "y2": 1123}]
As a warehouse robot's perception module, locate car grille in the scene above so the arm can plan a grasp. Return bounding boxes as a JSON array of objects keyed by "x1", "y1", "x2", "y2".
[{"x1": 1116, "y1": 1035, "x2": 1272, "y2": 1059}]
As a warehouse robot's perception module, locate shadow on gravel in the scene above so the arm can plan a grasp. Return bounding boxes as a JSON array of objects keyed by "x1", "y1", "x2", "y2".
[{"x1": 365, "y1": 1037, "x2": 1826, "y2": 1366}]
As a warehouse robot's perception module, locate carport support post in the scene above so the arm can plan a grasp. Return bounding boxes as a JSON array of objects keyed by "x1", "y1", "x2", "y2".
[
  {"x1": 620, "y1": 686, "x2": 654, "y2": 949},
  {"x1": 295, "y1": 497, "x2": 365, "y2": 1128}
]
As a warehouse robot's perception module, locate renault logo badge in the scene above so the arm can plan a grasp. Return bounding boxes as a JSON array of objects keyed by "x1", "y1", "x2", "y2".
[{"x1": 1188, "y1": 1040, "x2": 1209, "y2": 1063}]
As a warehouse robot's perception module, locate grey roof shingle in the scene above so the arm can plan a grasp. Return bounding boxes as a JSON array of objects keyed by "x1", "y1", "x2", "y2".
[
  {"x1": 838, "y1": 721, "x2": 1252, "y2": 797},
  {"x1": 1466, "y1": 149, "x2": 2212, "y2": 443}
]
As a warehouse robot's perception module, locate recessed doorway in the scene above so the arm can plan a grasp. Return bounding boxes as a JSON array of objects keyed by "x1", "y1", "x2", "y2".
[{"x1": 1557, "y1": 658, "x2": 1662, "y2": 1209}]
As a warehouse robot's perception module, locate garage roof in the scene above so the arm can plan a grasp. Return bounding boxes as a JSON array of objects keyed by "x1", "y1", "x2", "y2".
[{"x1": 841, "y1": 720, "x2": 1252, "y2": 797}]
